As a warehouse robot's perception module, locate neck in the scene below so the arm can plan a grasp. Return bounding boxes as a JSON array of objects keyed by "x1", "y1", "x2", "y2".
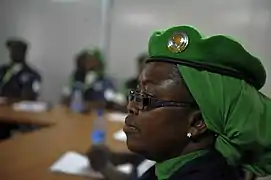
[
  {"x1": 182, "y1": 144, "x2": 211, "y2": 157},
  {"x1": 158, "y1": 136, "x2": 214, "y2": 162}
]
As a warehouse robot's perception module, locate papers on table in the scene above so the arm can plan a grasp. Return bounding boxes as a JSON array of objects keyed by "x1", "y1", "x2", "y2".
[
  {"x1": 107, "y1": 112, "x2": 127, "y2": 142},
  {"x1": 50, "y1": 151, "x2": 132, "y2": 178},
  {"x1": 113, "y1": 129, "x2": 127, "y2": 142},
  {"x1": 12, "y1": 101, "x2": 49, "y2": 112},
  {"x1": 107, "y1": 112, "x2": 127, "y2": 122},
  {"x1": 0, "y1": 97, "x2": 7, "y2": 104},
  {"x1": 50, "y1": 151, "x2": 101, "y2": 178}
]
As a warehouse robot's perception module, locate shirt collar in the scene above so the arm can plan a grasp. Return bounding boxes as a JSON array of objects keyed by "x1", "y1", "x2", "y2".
[{"x1": 155, "y1": 149, "x2": 209, "y2": 180}]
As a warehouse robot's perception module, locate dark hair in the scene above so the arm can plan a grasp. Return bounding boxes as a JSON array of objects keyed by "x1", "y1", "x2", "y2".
[
  {"x1": 169, "y1": 64, "x2": 197, "y2": 105},
  {"x1": 75, "y1": 51, "x2": 88, "y2": 70},
  {"x1": 168, "y1": 64, "x2": 183, "y2": 86},
  {"x1": 6, "y1": 38, "x2": 28, "y2": 51},
  {"x1": 137, "y1": 53, "x2": 148, "y2": 65},
  {"x1": 75, "y1": 50, "x2": 105, "y2": 75}
]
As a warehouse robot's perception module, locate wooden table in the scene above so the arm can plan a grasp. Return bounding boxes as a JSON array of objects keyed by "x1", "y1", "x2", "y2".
[
  {"x1": 0, "y1": 105, "x2": 67, "y2": 126},
  {"x1": 0, "y1": 106, "x2": 128, "y2": 180}
]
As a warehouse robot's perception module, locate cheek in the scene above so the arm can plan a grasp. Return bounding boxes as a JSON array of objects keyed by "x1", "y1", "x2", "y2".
[
  {"x1": 139, "y1": 109, "x2": 188, "y2": 136},
  {"x1": 131, "y1": 110, "x2": 189, "y2": 155}
]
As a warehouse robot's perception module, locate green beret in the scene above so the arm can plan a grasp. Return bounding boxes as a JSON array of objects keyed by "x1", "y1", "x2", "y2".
[
  {"x1": 147, "y1": 25, "x2": 266, "y2": 90},
  {"x1": 82, "y1": 48, "x2": 105, "y2": 74}
]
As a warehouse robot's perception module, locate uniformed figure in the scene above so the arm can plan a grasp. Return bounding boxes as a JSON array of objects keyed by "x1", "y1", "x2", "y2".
[
  {"x1": 62, "y1": 49, "x2": 120, "y2": 110},
  {"x1": 125, "y1": 53, "x2": 148, "y2": 91},
  {"x1": 0, "y1": 38, "x2": 41, "y2": 100},
  {"x1": 87, "y1": 26, "x2": 271, "y2": 180},
  {"x1": 0, "y1": 38, "x2": 41, "y2": 139}
]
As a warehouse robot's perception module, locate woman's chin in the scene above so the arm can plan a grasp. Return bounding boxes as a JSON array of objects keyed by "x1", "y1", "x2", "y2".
[
  {"x1": 126, "y1": 138, "x2": 144, "y2": 153},
  {"x1": 126, "y1": 140, "x2": 157, "y2": 161}
]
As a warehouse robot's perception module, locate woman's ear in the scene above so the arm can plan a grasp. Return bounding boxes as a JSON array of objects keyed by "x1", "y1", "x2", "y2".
[{"x1": 187, "y1": 110, "x2": 207, "y2": 138}]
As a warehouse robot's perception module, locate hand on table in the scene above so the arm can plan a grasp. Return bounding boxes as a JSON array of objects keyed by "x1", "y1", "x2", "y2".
[
  {"x1": 86, "y1": 145, "x2": 135, "y2": 180},
  {"x1": 86, "y1": 145, "x2": 111, "y2": 172}
]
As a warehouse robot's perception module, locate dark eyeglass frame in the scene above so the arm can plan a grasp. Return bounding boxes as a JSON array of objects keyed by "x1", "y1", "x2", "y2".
[{"x1": 128, "y1": 89, "x2": 197, "y2": 110}]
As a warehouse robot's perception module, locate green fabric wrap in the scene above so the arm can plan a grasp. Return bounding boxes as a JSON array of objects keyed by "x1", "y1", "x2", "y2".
[
  {"x1": 85, "y1": 48, "x2": 105, "y2": 75},
  {"x1": 155, "y1": 149, "x2": 208, "y2": 180},
  {"x1": 180, "y1": 66, "x2": 271, "y2": 176}
]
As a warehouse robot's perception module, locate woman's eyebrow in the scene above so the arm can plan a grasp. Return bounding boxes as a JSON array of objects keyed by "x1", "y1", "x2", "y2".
[
  {"x1": 158, "y1": 79, "x2": 176, "y2": 89},
  {"x1": 139, "y1": 79, "x2": 159, "y2": 87},
  {"x1": 136, "y1": 84, "x2": 155, "y2": 97}
]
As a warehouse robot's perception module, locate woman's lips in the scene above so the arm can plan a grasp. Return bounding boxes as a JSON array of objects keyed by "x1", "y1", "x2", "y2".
[
  {"x1": 123, "y1": 124, "x2": 139, "y2": 134},
  {"x1": 124, "y1": 116, "x2": 139, "y2": 134}
]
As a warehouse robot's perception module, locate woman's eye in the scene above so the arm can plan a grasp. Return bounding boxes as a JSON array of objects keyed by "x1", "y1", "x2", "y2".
[{"x1": 135, "y1": 96, "x2": 143, "y2": 102}]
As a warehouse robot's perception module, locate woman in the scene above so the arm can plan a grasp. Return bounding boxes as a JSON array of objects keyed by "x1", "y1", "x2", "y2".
[
  {"x1": 62, "y1": 49, "x2": 107, "y2": 103},
  {"x1": 89, "y1": 26, "x2": 271, "y2": 179},
  {"x1": 62, "y1": 49, "x2": 125, "y2": 111}
]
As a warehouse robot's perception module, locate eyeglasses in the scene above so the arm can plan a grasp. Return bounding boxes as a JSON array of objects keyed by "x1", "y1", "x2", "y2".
[{"x1": 128, "y1": 89, "x2": 197, "y2": 110}]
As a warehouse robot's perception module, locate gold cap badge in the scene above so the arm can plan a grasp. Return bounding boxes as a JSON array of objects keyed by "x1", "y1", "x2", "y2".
[{"x1": 167, "y1": 32, "x2": 189, "y2": 53}]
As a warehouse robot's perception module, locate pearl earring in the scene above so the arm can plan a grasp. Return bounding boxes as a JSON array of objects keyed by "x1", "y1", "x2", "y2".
[{"x1": 187, "y1": 132, "x2": 192, "y2": 138}]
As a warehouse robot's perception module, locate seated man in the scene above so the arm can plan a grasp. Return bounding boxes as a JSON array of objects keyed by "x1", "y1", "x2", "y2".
[
  {"x1": 62, "y1": 49, "x2": 124, "y2": 111},
  {"x1": 0, "y1": 38, "x2": 41, "y2": 100},
  {"x1": 0, "y1": 38, "x2": 42, "y2": 139}
]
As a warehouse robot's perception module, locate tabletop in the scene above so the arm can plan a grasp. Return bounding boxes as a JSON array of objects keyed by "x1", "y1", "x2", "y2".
[{"x1": 0, "y1": 106, "x2": 128, "y2": 180}]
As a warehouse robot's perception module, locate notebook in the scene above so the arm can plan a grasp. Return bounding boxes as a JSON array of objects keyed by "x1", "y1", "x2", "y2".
[
  {"x1": 50, "y1": 151, "x2": 132, "y2": 178},
  {"x1": 107, "y1": 112, "x2": 127, "y2": 122},
  {"x1": 12, "y1": 101, "x2": 49, "y2": 112},
  {"x1": 113, "y1": 129, "x2": 127, "y2": 142}
]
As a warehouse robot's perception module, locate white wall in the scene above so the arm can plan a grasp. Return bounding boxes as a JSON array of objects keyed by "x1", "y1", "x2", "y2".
[
  {"x1": 108, "y1": 0, "x2": 271, "y2": 95},
  {"x1": 0, "y1": 0, "x2": 102, "y2": 103},
  {"x1": 0, "y1": 0, "x2": 271, "y2": 103}
]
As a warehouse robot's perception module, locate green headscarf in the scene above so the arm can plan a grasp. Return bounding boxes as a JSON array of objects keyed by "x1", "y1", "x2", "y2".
[
  {"x1": 68, "y1": 48, "x2": 105, "y2": 90},
  {"x1": 147, "y1": 25, "x2": 271, "y2": 176},
  {"x1": 180, "y1": 66, "x2": 271, "y2": 176}
]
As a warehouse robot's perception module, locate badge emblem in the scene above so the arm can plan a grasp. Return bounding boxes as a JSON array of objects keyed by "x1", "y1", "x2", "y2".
[{"x1": 167, "y1": 32, "x2": 189, "y2": 53}]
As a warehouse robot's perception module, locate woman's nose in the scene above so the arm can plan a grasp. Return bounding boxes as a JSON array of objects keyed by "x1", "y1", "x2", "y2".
[{"x1": 127, "y1": 100, "x2": 139, "y2": 115}]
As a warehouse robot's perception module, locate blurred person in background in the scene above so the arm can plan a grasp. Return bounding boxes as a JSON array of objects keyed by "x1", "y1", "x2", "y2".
[
  {"x1": 0, "y1": 38, "x2": 42, "y2": 140},
  {"x1": 62, "y1": 49, "x2": 126, "y2": 111},
  {"x1": 87, "y1": 25, "x2": 271, "y2": 180},
  {"x1": 0, "y1": 38, "x2": 41, "y2": 101},
  {"x1": 124, "y1": 53, "x2": 148, "y2": 92}
]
